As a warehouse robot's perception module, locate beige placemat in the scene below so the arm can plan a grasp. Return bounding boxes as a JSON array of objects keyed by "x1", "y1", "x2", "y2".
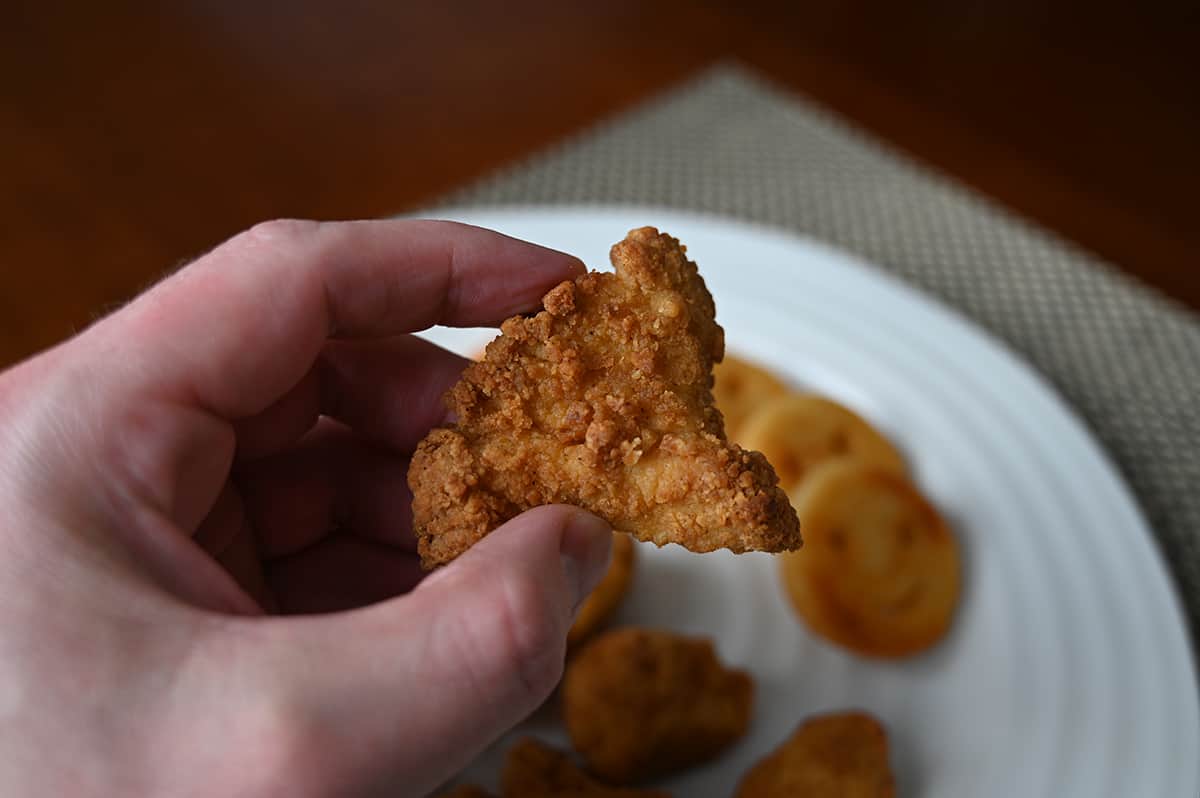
[{"x1": 436, "y1": 63, "x2": 1200, "y2": 642}]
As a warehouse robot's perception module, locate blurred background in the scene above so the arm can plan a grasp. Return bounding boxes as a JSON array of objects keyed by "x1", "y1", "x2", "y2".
[{"x1": 3, "y1": 1, "x2": 1198, "y2": 367}]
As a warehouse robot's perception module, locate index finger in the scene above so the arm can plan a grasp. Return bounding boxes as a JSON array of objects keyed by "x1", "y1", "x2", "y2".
[{"x1": 100, "y1": 219, "x2": 583, "y2": 418}]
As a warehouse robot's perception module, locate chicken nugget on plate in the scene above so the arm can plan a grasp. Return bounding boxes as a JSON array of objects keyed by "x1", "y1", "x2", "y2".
[{"x1": 562, "y1": 627, "x2": 754, "y2": 784}]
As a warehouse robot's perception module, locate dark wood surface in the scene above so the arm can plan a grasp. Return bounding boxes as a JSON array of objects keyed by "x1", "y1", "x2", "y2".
[{"x1": 4, "y1": 1, "x2": 1198, "y2": 367}]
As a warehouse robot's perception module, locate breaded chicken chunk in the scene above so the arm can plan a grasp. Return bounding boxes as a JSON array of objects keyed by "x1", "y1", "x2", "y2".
[
  {"x1": 735, "y1": 712, "x2": 895, "y2": 797},
  {"x1": 409, "y1": 227, "x2": 801, "y2": 567},
  {"x1": 562, "y1": 627, "x2": 754, "y2": 784},
  {"x1": 501, "y1": 738, "x2": 671, "y2": 797}
]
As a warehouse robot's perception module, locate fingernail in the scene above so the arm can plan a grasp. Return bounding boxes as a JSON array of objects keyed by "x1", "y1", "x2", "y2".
[{"x1": 560, "y1": 511, "x2": 612, "y2": 611}]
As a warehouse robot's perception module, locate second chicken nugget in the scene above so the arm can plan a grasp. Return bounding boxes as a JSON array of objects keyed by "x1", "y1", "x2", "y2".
[{"x1": 563, "y1": 627, "x2": 754, "y2": 784}]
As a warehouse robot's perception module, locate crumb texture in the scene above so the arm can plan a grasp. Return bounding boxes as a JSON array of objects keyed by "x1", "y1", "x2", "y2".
[
  {"x1": 409, "y1": 227, "x2": 800, "y2": 567},
  {"x1": 562, "y1": 627, "x2": 754, "y2": 784}
]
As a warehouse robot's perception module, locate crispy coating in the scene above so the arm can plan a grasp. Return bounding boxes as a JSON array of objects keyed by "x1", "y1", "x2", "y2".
[
  {"x1": 501, "y1": 738, "x2": 671, "y2": 797},
  {"x1": 409, "y1": 227, "x2": 801, "y2": 567},
  {"x1": 562, "y1": 627, "x2": 754, "y2": 784},
  {"x1": 568, "y1": 532, "x2": 636, "y2": 648},
  {"x1": 735, "y1": 712, "x2": 895, "y2": 797}
]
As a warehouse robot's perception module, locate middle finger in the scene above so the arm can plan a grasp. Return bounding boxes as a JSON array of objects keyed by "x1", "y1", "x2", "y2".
[
  {"x1": 234, "y1": 419, "x2": 417, "y2": 559},
  {"x1": 234, "y1": 334, "x2": 471, "y2": 460}
]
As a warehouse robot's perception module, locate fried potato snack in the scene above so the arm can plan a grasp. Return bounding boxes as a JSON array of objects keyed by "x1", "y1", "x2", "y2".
[
  {"x1": 739, "y1": 394, "x2": 906, "y2": 493},
  {"x1": 781, "y1": 460, "x2": 961, "y2": 657},
  {"x1": 712, "y1": 355, "x2": 789, "y2": 444},
  {"x1": 562, "y1": 627, "x2": 754, "y2": 784},
  {"x1": 501, "y1": 738, "x2": 671, "y2": 797},
  {"x1": 568, "y1": 532, "x2": 636, "y2": 648},
  {"x1": 410, "y1": 227, "x2": 800, "y2": 567},
  {"x1": 735, "y1": 711, "x2": 895, "y2": 797}
]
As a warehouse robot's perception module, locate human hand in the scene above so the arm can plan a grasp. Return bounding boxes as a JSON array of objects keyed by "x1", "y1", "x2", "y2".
[{"x1": 0, "y1": 220, "x2": 613, "y2": 797}]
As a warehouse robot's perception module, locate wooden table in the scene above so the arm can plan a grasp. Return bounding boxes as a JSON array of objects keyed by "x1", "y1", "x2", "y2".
[{"x1": 4, "y1": 1, "x2": 1197, "y2": 367}]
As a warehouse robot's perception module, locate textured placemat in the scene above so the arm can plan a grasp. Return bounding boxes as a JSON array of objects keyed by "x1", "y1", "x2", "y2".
[{"x1": 434, "y1": 63, "x2": 1200, "y2": 642}]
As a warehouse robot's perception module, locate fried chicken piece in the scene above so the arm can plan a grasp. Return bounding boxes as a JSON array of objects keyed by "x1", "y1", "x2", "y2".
[
  {"x1": 734, "y1": 712, "x2": 895, "y2": 797},
  {"x1": 562, "y1": 627, "x2": 754, "y2": 784},
  {"x1": 568, "y1": 532, "x2": 636, "y2": 648},
  {"x1": 409, "y1": 227, "x2": 801, "y2": 567},
  {"x1": 501, "y1": 738, "x2": 671, "y2": 797}
]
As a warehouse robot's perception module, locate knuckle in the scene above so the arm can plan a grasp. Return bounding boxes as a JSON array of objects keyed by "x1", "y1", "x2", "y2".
[
  {"x1": 241, "y1": 218, "x2": 322, "y2": 246},
  {"x1": 444, "y1": 569, "x2": 566, "y2": 710},
  {"x1": 241, "y1": 690, "x2": 334, "y2": 798},
  {"x1": 492, "y1": 571, "x2": 567, "y2": 700},
  {"x1": 222, "y1": 219, "x2": 324, "y2": 262}
]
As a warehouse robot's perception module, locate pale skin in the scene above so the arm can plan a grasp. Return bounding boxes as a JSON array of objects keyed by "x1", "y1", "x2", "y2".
[{"x1": 0, "y1": 220, "x2": 613, "y2": 797}]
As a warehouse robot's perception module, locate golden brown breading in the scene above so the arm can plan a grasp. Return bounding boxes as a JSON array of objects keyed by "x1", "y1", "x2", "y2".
[
  {"x1": 409, "y1": 227, "x2": 801, "y2": 568},
  {"x1": 567, "y1": 532, "x2": 636, "y2": 648},
  {"x1": 562, "y1": 627, "x2": 754, "y2": 784},
  {"x1": 734, "y1": 712, "x2": 895, "y2": 798},
  {"x1": 501, "y1": 738, "x2": 671, "y2": 797}
]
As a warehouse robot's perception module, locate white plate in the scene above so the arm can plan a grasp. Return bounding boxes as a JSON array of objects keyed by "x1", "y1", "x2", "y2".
[{"x1": 418, "y1": 207, "x2": 1198, "y2": 797}]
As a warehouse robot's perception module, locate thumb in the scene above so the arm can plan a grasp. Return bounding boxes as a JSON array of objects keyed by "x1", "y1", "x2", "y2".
[{"x1": 239, "y1": 505, "x2": 612, "y2": 796}]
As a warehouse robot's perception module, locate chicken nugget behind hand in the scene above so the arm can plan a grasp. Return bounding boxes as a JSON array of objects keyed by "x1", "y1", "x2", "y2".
[
  {"x1": 502, "y1": 738, "x2": 672, "y2": 797},
  {"x1": 409, "y1": 227, "x2": 801, "y2": 568}
]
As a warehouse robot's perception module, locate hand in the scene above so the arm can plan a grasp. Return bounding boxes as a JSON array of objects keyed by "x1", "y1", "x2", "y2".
[{"x1": 0, "y1": 220, "x2": 613, "y2": 797}]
